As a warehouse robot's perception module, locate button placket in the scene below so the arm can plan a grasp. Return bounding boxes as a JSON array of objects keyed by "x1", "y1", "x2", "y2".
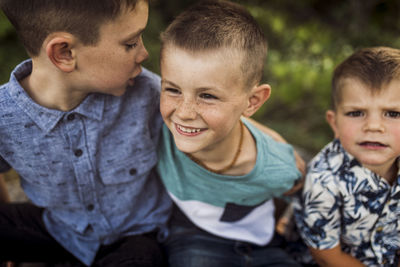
[{"x1": 64, "y1": 114, "x2": 98, "y2": 217}]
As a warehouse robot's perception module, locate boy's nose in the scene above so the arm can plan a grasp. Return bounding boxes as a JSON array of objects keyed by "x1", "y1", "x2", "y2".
[
  {"x1": 136, "y1": 41, "x2": 149, "y2": 63},
  {"x1": 363, "y1": 116, "x2": 384, "y2": 132},
  {"x1": 176, "y1": 99, "x2": 197, "y2": 120}
]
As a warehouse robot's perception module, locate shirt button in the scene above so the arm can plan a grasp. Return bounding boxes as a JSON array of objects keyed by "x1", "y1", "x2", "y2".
[
  {"x1": 87, "y1": 204, "x2": 94, "y2": 211},
  {"x1": 129, "y1": 168, "x2": 137, "y2": 175},
  {"x1": 67, "y1": 114, "x2": 75, "y2": 121},
  {"x1": 74, "y1": 149, "x2": 83, "y2": 157}
]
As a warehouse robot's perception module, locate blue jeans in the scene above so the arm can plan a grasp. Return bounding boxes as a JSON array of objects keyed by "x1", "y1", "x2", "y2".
[{"x1": 163, "y1": 206, "x2": 301, "y2": 267}]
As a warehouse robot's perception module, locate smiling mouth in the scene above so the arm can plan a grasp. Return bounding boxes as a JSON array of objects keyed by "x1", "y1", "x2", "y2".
[{"x1": 175, "y1": 123, "x2": 206, "y2": 134}]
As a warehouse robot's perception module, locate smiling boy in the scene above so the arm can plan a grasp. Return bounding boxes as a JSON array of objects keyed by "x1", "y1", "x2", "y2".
[
  {"x1": 0, "y1": 0, "x2": 171, "y2": 266},
  {"x1": 156, "y1": 1, "x2": 302, "y2": 266},
  {"x1": 295, "y1": 47, "x2": 400, "y2": 267}
]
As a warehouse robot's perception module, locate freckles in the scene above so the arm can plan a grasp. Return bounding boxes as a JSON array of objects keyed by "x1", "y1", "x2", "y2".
[{"x1": 160, "y1": 101, "x2": 175, "y2": 113}]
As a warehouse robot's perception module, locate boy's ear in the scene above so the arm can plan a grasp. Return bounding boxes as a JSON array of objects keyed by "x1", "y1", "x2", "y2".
[
  {"x1": 242, "y1": 84, "x2": 271, "y2": 117},
  {"x1": 326, "y1": 110, "x2": 339, "y2": 138},
  {"x1": 45, "y1": 33, "x2": 76, "y2": 73}
]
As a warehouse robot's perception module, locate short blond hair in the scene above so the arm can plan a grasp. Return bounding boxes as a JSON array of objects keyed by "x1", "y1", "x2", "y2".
[{"x1": 160, "y1": 0, "x2": 267, "y2": 89}]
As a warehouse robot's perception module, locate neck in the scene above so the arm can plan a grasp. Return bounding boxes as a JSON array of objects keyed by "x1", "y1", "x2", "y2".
[
  {"x1": 20, "y1": 59, "x2": 87, "y2": 111},
  {"x1": 187, "y1": 120, "x2": 246, "y2": 174}
]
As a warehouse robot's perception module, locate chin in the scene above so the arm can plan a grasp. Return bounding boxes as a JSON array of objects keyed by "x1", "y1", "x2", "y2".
[
  {"x1": 174, "y1": 140, "x2": 200, "y2": 154},
  {"x1": 358, "y1": 157, "x2": 387, "y2": 167}
]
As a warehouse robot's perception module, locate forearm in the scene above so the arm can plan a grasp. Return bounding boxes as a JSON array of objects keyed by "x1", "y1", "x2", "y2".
[
  {"x1": 0, "y1": 173, "x2": 10, "y2": 203},
  {"x1": 310, "y1": 246, "x2": 366, "y2": 267}
]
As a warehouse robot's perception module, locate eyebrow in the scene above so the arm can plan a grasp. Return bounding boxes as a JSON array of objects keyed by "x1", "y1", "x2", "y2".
[
  {"x1": 121, "y1": 28, "x2": 145, "y2": 43},
  {"x1": 161, "y1": 79, "x2": 180, "y2": 88},
  {"x1": 161, "y1": 79, "x2": 222, "y2": 93},
  {"x1": 342, "y1": 104, "x2": 400, "y2": 110}
]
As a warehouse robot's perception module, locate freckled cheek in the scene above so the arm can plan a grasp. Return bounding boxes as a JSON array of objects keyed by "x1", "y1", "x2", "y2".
[{"x1": 160, "y1": 97, "x2": 175, "y2": 119}]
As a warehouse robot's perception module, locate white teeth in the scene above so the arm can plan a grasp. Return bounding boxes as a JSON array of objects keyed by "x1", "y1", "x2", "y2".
[{"x1": 177, "y1": 124, "x2": 201, "y2": 133}]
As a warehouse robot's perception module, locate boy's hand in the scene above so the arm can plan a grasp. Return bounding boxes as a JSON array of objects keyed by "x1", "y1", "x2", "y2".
[
  {"x1": 283, "y1": 176, "x2": 304, "y2": 196},
  {"x1": 309, "y1": 245, "x2": 366, "y2": 267}
]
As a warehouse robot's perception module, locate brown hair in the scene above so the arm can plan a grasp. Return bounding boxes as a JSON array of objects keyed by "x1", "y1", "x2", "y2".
[
  {"x1": 160, "y1": 0, "x2": 267, "y2": 89},
  {"x1": 331, "y1": 47, "x2": 400, "y2": 110},
  {"x1": 0, "y1": 0, "x2": 145, "y2": 56}
]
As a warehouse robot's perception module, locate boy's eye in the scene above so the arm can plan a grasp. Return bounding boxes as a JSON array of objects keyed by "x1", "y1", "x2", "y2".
[
  {"x1": 385, "y1": 111, "x2": 400, "y2": 118},
  {"x1": 345, "y1": 111, "x2": 363, "y2": 117},
  {"x1": 199, "y1": 93, "x2": 218, "y2": 100},
  {"x1": 163, "y1": 87, "x2": 180, "y2": 94},
  {"x1": 125, "y1": 43, "x2": 138, "y2": 50}
]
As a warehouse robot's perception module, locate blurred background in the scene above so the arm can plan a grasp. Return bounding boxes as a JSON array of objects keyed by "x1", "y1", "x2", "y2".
[{"x1": 1, "y1": 0, "x2": 400, "y2": 157}]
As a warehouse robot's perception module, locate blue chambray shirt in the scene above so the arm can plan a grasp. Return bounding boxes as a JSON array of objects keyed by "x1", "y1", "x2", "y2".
[{"x1": 0, "y1": 60, "x2": 172, "y2": 265}]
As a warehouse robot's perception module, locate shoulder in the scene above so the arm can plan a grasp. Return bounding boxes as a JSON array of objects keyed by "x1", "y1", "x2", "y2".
[
  {"x1": 0, "y1": 61, "x2": 31, "y2": 126},
  {"x1": 307, "y1": 139, "x2": 357, "y2": 185},
  {"x1": 305, "y1": 141, "x2": 340, "y2": 187},
  {"x1": 244, "y1": 119, "x2": 297, "y2": 167},
  {"x1": 302, "y1": 139, "x2": 370, "y2": 201},
  {"x1": 243, "y1": 120, "x2": 301, "y2": 193},
  {"x1": 0, "y1": 83, "x2": 9, "y2": 104},
  {"x1": 0, "y1": 84, "x2": 13, "y2": 123},
  {"x1": 308, "y1": 139, "x2": 347, "y2": 173}
]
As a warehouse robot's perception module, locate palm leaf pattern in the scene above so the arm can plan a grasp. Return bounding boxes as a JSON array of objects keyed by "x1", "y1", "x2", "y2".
[{"x1": 294, "y1": 139, "x2": 400, "y2": 267}]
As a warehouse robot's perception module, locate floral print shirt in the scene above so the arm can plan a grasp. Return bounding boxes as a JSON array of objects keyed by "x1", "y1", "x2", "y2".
[{"x1": 294, "y1": 139, "x2": 400, "y2": 267}]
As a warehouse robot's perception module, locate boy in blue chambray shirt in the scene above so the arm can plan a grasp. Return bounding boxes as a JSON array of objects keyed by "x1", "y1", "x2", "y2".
[
  {"x1": 294, "y1": 47, "x2": 400, "y2": 267},
  {"x1": 0, "y1": 0, "x2": 172, "y2": 266}
]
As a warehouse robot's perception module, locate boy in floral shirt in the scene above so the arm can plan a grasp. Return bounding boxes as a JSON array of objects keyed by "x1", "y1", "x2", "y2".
[{"x1": 295, "y1": 47, "x2": 400, "y2": 267}]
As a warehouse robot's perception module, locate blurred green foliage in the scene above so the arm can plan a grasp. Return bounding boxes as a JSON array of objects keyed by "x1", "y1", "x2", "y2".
[{"x1": 1, "y1": 0, "x2": 399, "y2": 157}]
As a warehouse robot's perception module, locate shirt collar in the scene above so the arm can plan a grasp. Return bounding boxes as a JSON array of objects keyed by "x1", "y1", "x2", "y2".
[
  {"x1": 72, "y1": 93, "x2": 104, "y2": 122},
  {"x1": 7, "y1": 60, "x2": 104, "y2": 133}
]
